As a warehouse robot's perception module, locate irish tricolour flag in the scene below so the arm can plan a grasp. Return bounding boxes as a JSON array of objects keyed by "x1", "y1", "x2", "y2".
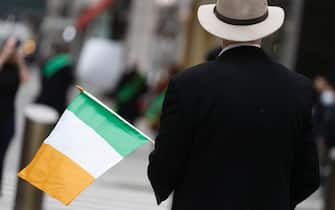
[{"x1": 18, "y1": 89, "x2": 151, "y2": 205}]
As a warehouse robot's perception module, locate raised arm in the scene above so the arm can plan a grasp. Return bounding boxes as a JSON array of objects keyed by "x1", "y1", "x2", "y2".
[{"x1": 15, "y1": 47, "x2": 30, "y2": 84}]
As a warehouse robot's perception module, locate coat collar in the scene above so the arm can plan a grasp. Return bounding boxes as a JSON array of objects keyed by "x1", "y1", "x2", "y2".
[
  {"x1": 216, "y1": 45, "x2": 267, "y2": 61},
  {"x1": 218, "y1": 43, "x2": 261, "y2": 57}
]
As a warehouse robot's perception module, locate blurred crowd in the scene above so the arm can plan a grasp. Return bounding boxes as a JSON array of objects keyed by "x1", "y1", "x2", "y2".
[{"x1": 0, "y1": 34, "x2": 181, "y2": 196}]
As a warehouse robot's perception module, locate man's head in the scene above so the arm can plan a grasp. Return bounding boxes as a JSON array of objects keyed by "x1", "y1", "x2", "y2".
[{"x1": 198, "y1": 0, "x2": 285, "y2": 42}]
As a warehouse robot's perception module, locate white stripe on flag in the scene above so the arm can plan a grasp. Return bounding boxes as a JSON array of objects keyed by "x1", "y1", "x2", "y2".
[{"x1": 45, "y1": 110, "x2": 123, "y2": 178}]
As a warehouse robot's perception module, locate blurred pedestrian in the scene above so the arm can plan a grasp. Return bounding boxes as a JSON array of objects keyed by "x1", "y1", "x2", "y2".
[
  {"x1": 0, "y1": 37, "x2": 30, "y2": 195},
  {"x1": 148, "y1": 0, "x2": 320, "y2": 210},
  {"x1": 35, "y1": 44, "x2": 74, "y2": 115},
  {"x1": 313, "y1": 75, "x2": 335, "y2": 196},
  {"x1": 106, "y1": 64, "x2": 148, "y2": 123},
  {"x1": 144, "y1": 64, "x2": 179, "y2": 131},
  {"x1": 312, "y1": 75, "x2": 334, "y2": 186},
  {"x1": 313, "y1": 75, "x2": 335, "y2": 148},
  {"x1": 313, "y1": 75, "x2": 332, "y2": 143}
]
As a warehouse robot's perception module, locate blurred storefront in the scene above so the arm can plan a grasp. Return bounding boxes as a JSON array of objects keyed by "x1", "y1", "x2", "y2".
[
  {"x1": 0, "y1": 0, "x2": 315, "y2": 75},
  {"x1": 37, "y1": 0, "x2": 306, "y2": 81},
  {"x1": 126, "y1": 0, "x2": 192, "y2": 81},
  {"x1": 0, "y1": 0, "x2": 309, "y2": 84}
]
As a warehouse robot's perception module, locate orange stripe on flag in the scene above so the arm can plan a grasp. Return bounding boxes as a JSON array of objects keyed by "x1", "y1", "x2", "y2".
[{"x1": 18, "y1": 144, "x2": 94, "y2": 205}]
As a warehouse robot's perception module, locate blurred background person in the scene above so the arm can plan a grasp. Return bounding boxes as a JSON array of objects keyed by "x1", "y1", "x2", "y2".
[
  {"x1": 0, "y1": 37, "x2": 30, "y2": 196},
  {"x1": 105, "y1": 64, "x2": 148, "y2": 123},
  {"x1": 35, "y1": 43, "x2": 74, "y2": 115},
  {"x1": 313, "y1": 75, "x2": 333, "y2": 149},
  {"x1": 313, "y1": 75, "x2": 332, "y2": 147},
  {"x1": 313, "y1": 74, "x2": 335, "y2": 188},
  {"x1": 144, "y1": 64, "x2": 179, "y2": 132}
]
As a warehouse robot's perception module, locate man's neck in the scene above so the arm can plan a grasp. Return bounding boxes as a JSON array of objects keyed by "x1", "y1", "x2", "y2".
[
  {"x1": 222, "y1": 39, "x2": 262, "y2": 48},
  {"x1": 219, "y1": 42, "x2": 261, "y2": 56}
]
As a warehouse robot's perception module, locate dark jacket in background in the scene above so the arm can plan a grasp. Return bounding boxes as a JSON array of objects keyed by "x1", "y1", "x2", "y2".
[
  {"x1": 107, "y1": 69, "x2": 147, "y2": 123},
  {"x1": 0, "y1": 63, "x2": 20, "y2": 122},
  {"x1": 316, "y1": 103, "x2": 335, "y2": 148},
  {"x1": 36, "y1": 65, "x2": 74, "y2": 115},
  {"x1": 0, "y1": 63, "x2": 20, "y2": 192},
  {"x1": 148, "y1": 46, "x2": 320, "y2": 210}
]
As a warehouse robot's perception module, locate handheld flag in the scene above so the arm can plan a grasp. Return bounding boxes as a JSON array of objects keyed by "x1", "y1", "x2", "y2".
[{"x1": 18, "y1": 88, "x2": 152, "y2": 205}]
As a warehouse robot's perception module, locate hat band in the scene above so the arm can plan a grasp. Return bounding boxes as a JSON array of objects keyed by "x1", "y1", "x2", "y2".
[{"x1": 214, "y1": 7, "x2": 269, "y2": 25}]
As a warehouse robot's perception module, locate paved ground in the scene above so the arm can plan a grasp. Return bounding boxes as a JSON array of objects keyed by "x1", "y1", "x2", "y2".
[{"x1": 0, "y1": 70, "x2": 322, "y2": 210}]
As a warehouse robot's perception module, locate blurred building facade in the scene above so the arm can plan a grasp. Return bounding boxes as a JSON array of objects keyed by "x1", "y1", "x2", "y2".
[
  {"x1": 0, "y1": 0, "x2": 321, "y2": 79},
  {"x1": 127, "y1": 0, "x2": 192, "y2": 78}
]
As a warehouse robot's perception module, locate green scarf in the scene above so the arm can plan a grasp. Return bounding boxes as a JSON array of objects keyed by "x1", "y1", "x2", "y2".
[
  {"x1": 115, "y1": 73, "x2": 145, "y2": 105},
  {"x1": 43, "y1": 54, "x2": 72, "y2": 79}
]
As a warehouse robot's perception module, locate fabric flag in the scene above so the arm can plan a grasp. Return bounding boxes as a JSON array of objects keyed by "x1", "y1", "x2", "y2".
[{"x1": 18, "y1": 90, "x2": 151, "y2": 205}]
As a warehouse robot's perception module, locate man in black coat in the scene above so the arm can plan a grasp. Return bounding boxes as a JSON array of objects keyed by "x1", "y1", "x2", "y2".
[{"x1": 148, "y1": 0, "x2": 320, "y2": 210}]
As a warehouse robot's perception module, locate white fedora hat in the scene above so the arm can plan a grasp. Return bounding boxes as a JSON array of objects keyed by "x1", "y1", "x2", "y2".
[{"x1": 198, "y1": 0, "x2": 285, "y2": 42}]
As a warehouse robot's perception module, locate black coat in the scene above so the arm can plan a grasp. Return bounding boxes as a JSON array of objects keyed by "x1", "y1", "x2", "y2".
[
  {"x1": 35, "y1": 65, "x2": 74, "y2": 115},
  {"x1": 148, "y1": 46, "x2": 320, "y2": 210}
]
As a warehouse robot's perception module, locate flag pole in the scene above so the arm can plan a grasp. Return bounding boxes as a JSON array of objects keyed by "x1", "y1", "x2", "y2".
[
  {"x1": 75, "y1": 85, "x2": 85, "y2": 92},
  {"x1": 75, "y1": 85, "x2": 155, "y2": 144}
]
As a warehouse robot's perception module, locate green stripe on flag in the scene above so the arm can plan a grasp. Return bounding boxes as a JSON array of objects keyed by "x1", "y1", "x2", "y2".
[{"x1": 67, "y1": 93, "x2": 149, "y2": 157}]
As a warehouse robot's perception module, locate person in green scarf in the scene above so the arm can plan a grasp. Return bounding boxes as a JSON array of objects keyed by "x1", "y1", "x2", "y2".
[
  {"x1": 35, "y1": 44, "x2": 74, "y2": 115},
  {"x1": 106, "y1": 65, "x2": 148, "y2": 123}
]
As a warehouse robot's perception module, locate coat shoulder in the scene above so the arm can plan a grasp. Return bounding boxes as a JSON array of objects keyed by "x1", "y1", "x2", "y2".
[
  {"x1": 274, "y1": 62, "x2": 314, "y2": 106},
  {"x1": 274, "y1": 62, "x2": 312, "y2": 89},
  {"x1": 171, "y1": 62, "x2": 217, "y2": 87}
]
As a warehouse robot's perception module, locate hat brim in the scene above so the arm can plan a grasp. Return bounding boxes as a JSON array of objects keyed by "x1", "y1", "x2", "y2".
[{"x1": 198, "y1": 4, "x2": 285, "y2": 42}]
